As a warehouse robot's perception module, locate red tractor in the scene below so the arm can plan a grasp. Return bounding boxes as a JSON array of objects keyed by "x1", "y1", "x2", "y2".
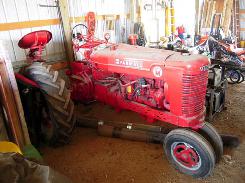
[
  {"x1": 15, "y1": 12, "x2": 223, "y2": 178},
  {"x1": 68, "y1": 12, "x2": 223, "y2": 178}
]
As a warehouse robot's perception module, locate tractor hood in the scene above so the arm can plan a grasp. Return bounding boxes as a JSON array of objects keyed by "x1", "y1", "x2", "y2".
[{"x1": 90, "y1": 44, "x2": 210, "y2": 78}]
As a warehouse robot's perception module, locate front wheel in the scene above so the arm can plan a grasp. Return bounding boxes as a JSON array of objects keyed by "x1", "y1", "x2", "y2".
[
  {"x1": 164, "y1": 129, "x2": 215, "y2": 178},
  {"x1": 198, "y1": 122, "x2": 223, "y2": 163}
]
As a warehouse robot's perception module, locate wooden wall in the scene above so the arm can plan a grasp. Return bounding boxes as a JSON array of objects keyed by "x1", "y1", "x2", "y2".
[
  {"x1": 200, "y1": 0, "x2": 233, "y2": 36},
  {"x1": 0, "y1": 0, "x2": 135, "y2": 67},
  {"x1": 215, "y1": 0, "x2": 224, "y2": 13}
]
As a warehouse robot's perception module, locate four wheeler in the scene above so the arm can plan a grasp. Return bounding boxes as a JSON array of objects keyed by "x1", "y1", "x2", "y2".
[
  {"x1": 15, "y1": 31, "x2": 76, "y2": 146},
  {"x1": 68, "y1": 12, "x2": 223, "y2": 178},
  {"x1": 195, "y1": 36, "x2": 245, "y2": 84},
  {"x1": 194, "y1": 13, "x2": 245, "y2": 85}
]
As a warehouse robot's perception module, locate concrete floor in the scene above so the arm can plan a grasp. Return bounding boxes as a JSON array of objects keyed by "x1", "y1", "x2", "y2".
[{"x1": 41, "y1": 84, "x2": 245, "y2": 183}]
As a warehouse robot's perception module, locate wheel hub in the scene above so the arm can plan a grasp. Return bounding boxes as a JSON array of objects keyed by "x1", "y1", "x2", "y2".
[{"x1": 171, "y1": 142, "x2": 201, "y2": 170}]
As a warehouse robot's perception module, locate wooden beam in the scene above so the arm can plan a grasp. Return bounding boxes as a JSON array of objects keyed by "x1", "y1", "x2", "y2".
[
  {"x1": 195, "y1": 0, "x2": 200, "y2": 34},
  {"x1": 69, "y1": 15, "x2": 121, "y2": 24},
  {"x1": 210, "y1": 1, "x2": 217, "y2": 28},
  {"x1": 215, "y1": 0, "x2": 225, "y2": 13},
  {"x1": 222, "y1": 0, "x2": 233, "y2": 35},
  {"x1": 0, "y1": 72, "x2": 24, "y2": 148},
  {"x1": 201, "y1": 0, "x2": 208, "y2": 29},
  {"x1": 58, "y1": 0, "x2": 74, "y2": 63},
  {"x1": 206, "y1": 1, "x2": 215, "y2": 28},
  {"x1": 0, "y1": 14, "x2": 124, "y2": 32},
  {"x1": 0, "y1": 42, "x2": 30, "y2": 148},
  {"x1": 0, "y1": 19, "x2": 60, "y2": 31},
  {"x1": 205, "y1": 1, "x2": 211, "y2": 28},
  {"x1": 51, "y1": 61, "x2": 68, "y2": 70}
]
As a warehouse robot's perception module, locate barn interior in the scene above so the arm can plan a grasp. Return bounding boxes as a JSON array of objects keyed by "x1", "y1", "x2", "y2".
[{"x1": 0, "y1": 0, "x2": 245, "y2": 182}]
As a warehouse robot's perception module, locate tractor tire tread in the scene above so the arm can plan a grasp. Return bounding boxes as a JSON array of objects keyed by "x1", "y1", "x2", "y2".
[{"x1": 24, "y1": 62, "x2": 76, "y2": 145}]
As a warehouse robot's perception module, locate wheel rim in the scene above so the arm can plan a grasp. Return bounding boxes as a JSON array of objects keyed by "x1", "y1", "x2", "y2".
[
  {"x1": 171, "y1": 142, "x2": 202, "y2": 170},
  {"x1": 230, "y1": 72, "x2": 240, "y2": 82}
]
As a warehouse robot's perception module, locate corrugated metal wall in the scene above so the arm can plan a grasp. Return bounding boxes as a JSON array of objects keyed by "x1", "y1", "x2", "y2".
[
  {"x1": 0, "y1": 0, "x2": 66, "y2": 67},
  {"x1": 68, "y1": 0, "x2": 131, "y2": 43},
  {"x1": 240, "y1": 0, "x2": 245, "y2": 40},
  {"x1": 0, "y1": 0, "x2": 133, "y2": 66}
]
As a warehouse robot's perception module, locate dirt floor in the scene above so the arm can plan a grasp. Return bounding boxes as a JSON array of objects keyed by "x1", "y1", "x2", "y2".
[{"x1": 41, "y1": 83, "x2": 245, "y2": 183}]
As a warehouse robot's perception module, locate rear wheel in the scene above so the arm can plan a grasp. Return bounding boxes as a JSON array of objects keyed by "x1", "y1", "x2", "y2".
[
  {"x1": 164, "y1": 129, "x2": 215, "y2": 178},
  {"x1": 24, "y1": 62, "x2": 76, "y2": 146}
]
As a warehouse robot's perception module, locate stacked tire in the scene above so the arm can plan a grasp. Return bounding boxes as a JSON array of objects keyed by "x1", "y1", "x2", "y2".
[{"x1": 24, "y1": 62, "x2": 76, "y2": 145}]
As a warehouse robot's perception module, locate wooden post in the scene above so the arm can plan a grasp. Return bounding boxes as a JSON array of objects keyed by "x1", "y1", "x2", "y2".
[
  {"x1": 222, "y1": 0, "x2": 228, "y2": 26},
  {"x1": 205, "y1": 1, "x2": 211, "y2": 28},
  {"x1": 210, "y1": 1, "x2": 216, "y2": 28},
  {"x1": 0, "y1": 42, "x2": 30, "y2": 149},
  {"x1": 206, "y1": 1, "x2": 214, "y2": 28},
  {"x1": 222, "y1": 0, "x2": 233, "y2": 36},
  {"x1": 201, "y1": 0, "x2": 209, "y2": 28},
  {"x1": 58, "y1": 0, "x2": 74, "y2": 63},
  {"x1": 199, "y1": 0, "x2": 205, "y2": 32},
  {"x1": 165, "y1": 3, "x2": 170, "y2": 36},
  {"x1": 195, "y1": 0, "x2": 200, "y2": 35}
]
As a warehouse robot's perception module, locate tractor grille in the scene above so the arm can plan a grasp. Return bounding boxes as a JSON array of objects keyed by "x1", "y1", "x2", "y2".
[{"x1": 182, "y1": 73, "x2": 208, "y2": 116}]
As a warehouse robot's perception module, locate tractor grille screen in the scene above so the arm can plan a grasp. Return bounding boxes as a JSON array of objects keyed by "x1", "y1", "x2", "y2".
[{"x1": 182, "y1": 73, "x2": 208, "y2": 116}]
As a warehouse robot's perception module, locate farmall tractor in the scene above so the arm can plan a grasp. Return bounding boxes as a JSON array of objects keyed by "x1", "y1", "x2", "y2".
[{"x1": 15, "y1": 12, "x2": 223, "y2": 178}]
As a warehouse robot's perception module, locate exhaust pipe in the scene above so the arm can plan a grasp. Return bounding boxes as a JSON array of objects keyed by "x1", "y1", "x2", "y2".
[
  {"x1": 97, "y1": 124, "x2": 165, "y2": 143},
  {"x1": 77, "y1": 116, "x2": 240, "y2": 147}
]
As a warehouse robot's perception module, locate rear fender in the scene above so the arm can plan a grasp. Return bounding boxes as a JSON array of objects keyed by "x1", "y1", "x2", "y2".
[{"x1": 15, "y1": 73, "x2": 39, "y2": 88}]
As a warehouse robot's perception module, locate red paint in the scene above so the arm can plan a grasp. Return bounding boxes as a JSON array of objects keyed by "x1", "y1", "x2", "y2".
[
  {"x1": 15, "y1": 73, "x2": 39, "y2": 88},
  {"x1": 68, "y1": 12, "x2": 210, "y2": 129},
  {"x1": 67, "y1": 62, "x2": 94, "y2": 102},
  {"x1": 176, "y1": 25, "x2": 185, "y2": 35},
  {"x1": 18, "y1": 30, "x2": 52, "y2": 61},
  {"x1": 128, "y1": 34, "x2": 138, "y2": 45},
  {"x1": 173, "y1": 144, "x2": 199, "y2": 168}
]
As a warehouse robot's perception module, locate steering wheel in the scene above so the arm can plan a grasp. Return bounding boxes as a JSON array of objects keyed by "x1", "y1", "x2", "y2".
[
  {"x1": 72, "y1": 23, "x2": 104, "y2": 51},
  {"x1": 72, "y1": 24, "x2": 89, "y2": 51}
]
